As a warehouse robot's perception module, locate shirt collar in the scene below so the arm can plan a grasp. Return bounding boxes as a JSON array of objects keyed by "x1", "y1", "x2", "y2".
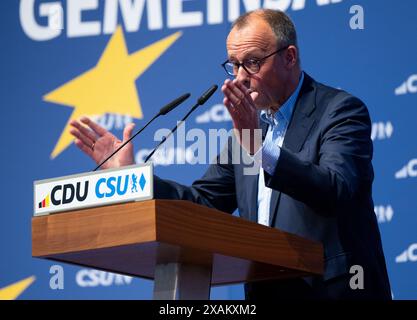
[{"x1": 260, "y1": 71, "x2": 305, "y2": 126}]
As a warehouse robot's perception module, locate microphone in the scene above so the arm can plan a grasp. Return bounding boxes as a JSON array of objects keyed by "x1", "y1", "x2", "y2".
[
  {"x1": 198, "y1": 85, "x2": 218, "y2": 105},
  {"x1": 93, "y1": 93, "x2": 190, "y2": 171},
  {"x1": 144, "y1": 85, "x2": 218, "y2": 163},
  {"x1": 159, "y1": 93, "x2": 190, "y2": 115}
]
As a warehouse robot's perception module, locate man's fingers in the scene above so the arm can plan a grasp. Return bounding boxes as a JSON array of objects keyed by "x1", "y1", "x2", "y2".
[
  {"x1": 223, "y1": 86, "x2": 244, "y2": 110},
  {"x1": 70, "y1": 120, "x2": 97, "y2": 144},
  {"x1": 223, "y1": 96, "x2": 235, "y2": 112},
  {"x1": 229, "y1": 79, "x2": 248, "y2": 101},
  {"x1": 70, "y1": 127, "x2": 95, "y2": 148},
  {"x1": 223, "y1": 97, "x2": 242, "y2": 125},
  {"x1": 222, "y1": 79, "x2": 253, "y2": 113},
  {"x1": 123, "y1": 123, "x2": 135, "y2": 142},
  {"x1": 234, "y1": 80, "x2": 254, "y2": 104},
  {"x1": 249, "y1": 90, "x2": 259, "y2": 102},
  {"x1": 74, "y1": 138, "x2": 94, "y2": 158},
  {"x1": 80, "y1": 116, "x2": 107, "y2": 137},
  {"x1": 223, "y1": 97, "x2": 232, "y2": 109},
  {"x1": 222, "y1": 79, "x2": 242, "y2": 104},
  {"x1": 233, "y1": 80, "x2": 256, "y2": 112}
]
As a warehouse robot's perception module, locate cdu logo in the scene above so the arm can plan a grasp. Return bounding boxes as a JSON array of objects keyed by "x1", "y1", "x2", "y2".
[{"x1": 50, "y1": 181, "x2": 89, "y2": 206}]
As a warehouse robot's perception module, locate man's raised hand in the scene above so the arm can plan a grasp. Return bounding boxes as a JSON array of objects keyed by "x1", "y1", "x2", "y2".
[{"x1": 69, "y1": 117, "x2": 135, "y2": 169}]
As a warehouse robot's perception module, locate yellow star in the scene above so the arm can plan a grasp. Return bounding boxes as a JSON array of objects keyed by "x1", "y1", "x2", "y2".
[
  {"x1": 44, "y1": 27, "x2": 182, "y2": 158},
  {"x1": 0, "y1": 276, "x2": 35, "y2": 300}
]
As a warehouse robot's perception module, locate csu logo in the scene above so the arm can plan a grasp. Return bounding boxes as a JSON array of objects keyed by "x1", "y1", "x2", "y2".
[
  {"x1": 395, "y1": 74, "x2": 417, "y2": 95},
  {"x1": 95, "y1": 173, "x2": 146, "y2": 198},
  {"x1": 395, "y1": 243, "x2": 417, "y2": 263},
  {"x1": 395, "y1": 158, "x2": 417, "y2": 179},
  {"x1": 371, "y1": 121, "x2": 393, "y2": 141},
  {"x1": 76, "y1": 269, "x2": 133, "y2": 288},
  {"x1": 374, "y1": 205, "x2": 394, "y2": 223}
]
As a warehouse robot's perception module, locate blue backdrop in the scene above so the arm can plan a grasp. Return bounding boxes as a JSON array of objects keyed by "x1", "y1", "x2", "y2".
[{"x1": 0, "y1": 0, "x2": 416, "y2": 300}]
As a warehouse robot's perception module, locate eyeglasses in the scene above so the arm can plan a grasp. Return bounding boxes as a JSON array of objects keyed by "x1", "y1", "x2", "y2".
[{"x1": 221, "y1": 45, "x2": 289, "y2": 77}]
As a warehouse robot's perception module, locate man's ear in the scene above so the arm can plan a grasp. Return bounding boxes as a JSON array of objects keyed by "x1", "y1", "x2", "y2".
[{"x1": 285, "y1": 45, "x2": 298, "y2": 69}]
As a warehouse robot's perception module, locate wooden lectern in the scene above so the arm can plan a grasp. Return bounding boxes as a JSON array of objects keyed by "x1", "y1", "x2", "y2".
[{"x1": 32, "y1": 199, "x2": 323, "y2": 299}]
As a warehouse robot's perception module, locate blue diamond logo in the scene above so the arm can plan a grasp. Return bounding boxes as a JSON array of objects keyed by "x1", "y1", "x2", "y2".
[{"x1": 139, "y1": 173, "x2": 146, "y2": 191}]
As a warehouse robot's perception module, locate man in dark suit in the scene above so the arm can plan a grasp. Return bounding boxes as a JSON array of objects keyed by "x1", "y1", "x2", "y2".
[{"x1": 70, "y1": 9, "x2": 391, "y2": 299}]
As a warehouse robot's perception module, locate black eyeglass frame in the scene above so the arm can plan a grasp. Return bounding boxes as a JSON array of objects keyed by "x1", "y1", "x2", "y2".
[{"x1": 221, "y1": 45, "x2": 289, "y2": 77}]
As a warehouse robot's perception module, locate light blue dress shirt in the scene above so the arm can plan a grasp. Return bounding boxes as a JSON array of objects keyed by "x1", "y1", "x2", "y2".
[{"x1": 253, "y1": 72, "x2": 304, "y2": 226}]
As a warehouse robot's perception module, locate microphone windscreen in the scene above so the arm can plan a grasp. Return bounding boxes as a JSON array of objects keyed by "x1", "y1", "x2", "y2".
[
  {"x1": 159, "y1": 93, "x2": 191, "y2": 115},
  {"x1": 197, "y1": 85, "x2": 218, "y2": 105}
]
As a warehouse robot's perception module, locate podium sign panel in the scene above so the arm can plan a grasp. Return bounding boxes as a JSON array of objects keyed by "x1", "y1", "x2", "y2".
[{"x1": 33, "y1": 163, "x2": 153, "y2": 216}]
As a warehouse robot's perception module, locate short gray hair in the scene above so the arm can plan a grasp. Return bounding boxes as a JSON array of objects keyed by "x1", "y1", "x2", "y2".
[{"x1": 232, "y1": 9, "x2": 299, "y2": 51}]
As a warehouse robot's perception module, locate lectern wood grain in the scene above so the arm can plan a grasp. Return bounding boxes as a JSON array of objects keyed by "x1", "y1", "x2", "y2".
[{"x1": 32, "y1": 200, "x2": 323, "y2": 285}]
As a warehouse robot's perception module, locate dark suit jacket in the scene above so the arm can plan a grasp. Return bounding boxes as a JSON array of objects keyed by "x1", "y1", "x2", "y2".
[{"x1": 154, "y1": 73, "x2": 391, "y2": 299}]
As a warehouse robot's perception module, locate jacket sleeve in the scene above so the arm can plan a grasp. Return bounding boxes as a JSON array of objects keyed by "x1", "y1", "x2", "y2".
[
  {"x1": 264, "y1": 93, "x2": 374, "y2": 215},
  {"x1": 153, "y1": 136, "x2": 238, "y2": 214}
]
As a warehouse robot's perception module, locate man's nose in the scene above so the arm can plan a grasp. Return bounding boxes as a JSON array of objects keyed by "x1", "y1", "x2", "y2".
[{"x1": 236, "y1": 66, "x2": 250, "y2": 88}]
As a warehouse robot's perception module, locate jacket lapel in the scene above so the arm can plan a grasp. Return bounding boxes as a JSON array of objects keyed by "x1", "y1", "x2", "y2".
[
  {"x1": 269, "y1": 73, "x2": 317, "y2": 226},
  {"x1": 282, "y1": 73, "x2": 317, "y2": 153}
]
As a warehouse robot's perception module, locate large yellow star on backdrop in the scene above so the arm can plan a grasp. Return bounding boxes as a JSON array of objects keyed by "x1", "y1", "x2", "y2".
[
  {"x1": 0, "y1": 276, "x2": 35, "y2": 300},
  {"x1": 44, "y1": 27, "x2": 182, "y2": 158}
]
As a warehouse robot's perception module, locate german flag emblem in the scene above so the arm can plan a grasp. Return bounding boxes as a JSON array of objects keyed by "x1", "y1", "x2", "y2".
[{"x1": 38, "y1": 194, "x2": 50, "y2": 209}]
